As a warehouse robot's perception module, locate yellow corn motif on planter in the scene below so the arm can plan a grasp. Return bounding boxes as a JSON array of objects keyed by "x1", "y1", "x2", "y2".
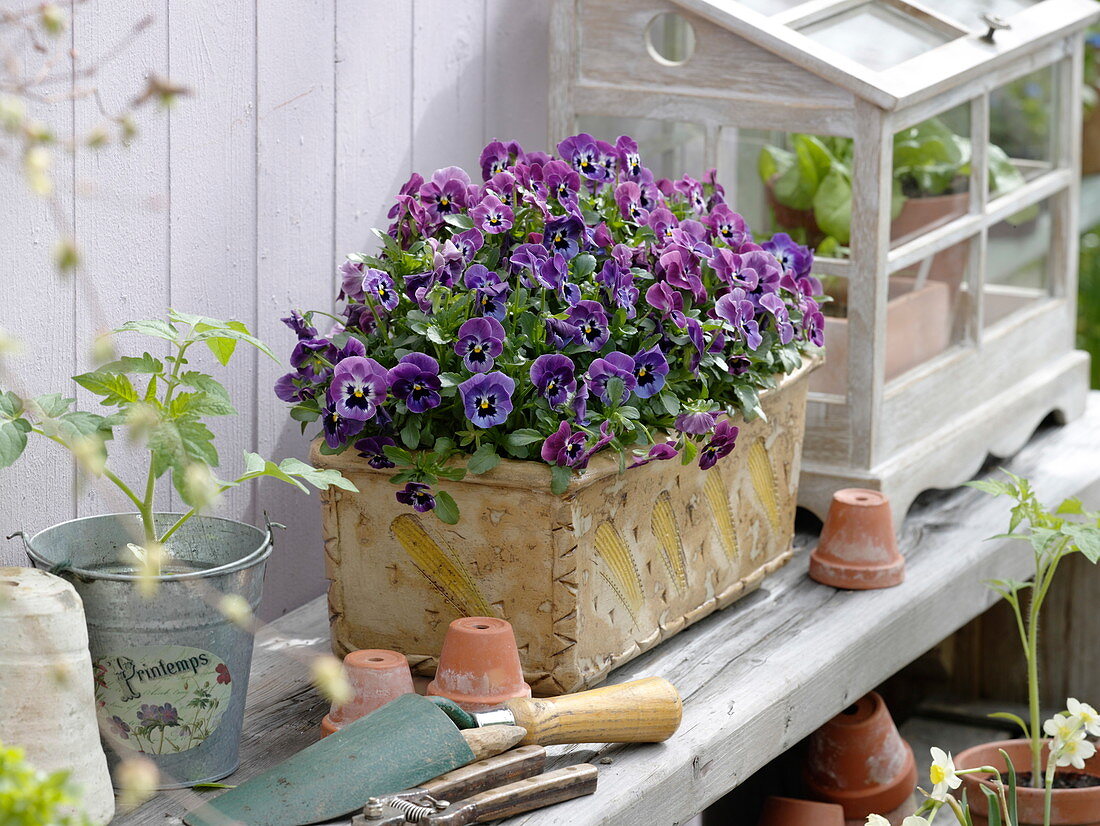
[
  {"x1": 593, "y1": 520, "x2": 645, "y2": 619},
  {"x1": 391, "y1": 514, "x2": 496, "y2": 618},
  {"x1": 651, "y1": 491, "x2": 688, "y2": 592},
  {"x1": 749, "y1": 438, "x2": 782, "y2": 533},
  {"x1": 703, "y1": 471, "x2": 740, "y2": 563}
]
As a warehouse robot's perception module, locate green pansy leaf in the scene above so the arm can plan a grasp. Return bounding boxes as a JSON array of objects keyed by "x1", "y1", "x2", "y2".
[
  {"x1": 504, "y1": 429, "x2": 543, "y2": 448},
  {"x1": 467, "y1": 443, "x2": 500, "y2": 475},
  {"x1": 550, "y1": 464, "x2": 573, "y2": 496},
  {"x1": 434, "y1": 490, "x2": 460, "y2": 524}
]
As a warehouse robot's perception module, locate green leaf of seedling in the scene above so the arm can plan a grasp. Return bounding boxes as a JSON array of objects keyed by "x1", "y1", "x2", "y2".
[
  {"x1": 965, "y1": 479, "x2": 1017, "y2": 497},
  {"x1": 0, "y1": 391, "x2": 24, "y2": 419},
  {"x1": 30, "y1": 393, "x2": 74, "y2": 418},
  {"x1": 434, "y1": 490, "x2": 460, "y2": 524},
  {"x1": 238, "y1": 452, "x2": 307, "y2": 493},
  {"x1": 1062, "y1": 524, "x2": 1100, "y2": 563},
  {"x1": 1057, "y1": 497, "x2": 1085, "y2": 515},
  {"x1": 1001, "y1": 749, "x2": 1018, "y2": 825},
  {"x1": 550, "y1": 464, "x2": 573, "y2": 496},
  {"x1": 72, "y1": 370, "x2": 138, "y2": 406},
  {"x1": 276, "y1": 457, "x2": 358, "y2": 492},
  {"x1": 467, "y1": 443, "x2": 500, "y2": 475},
  {"x1": 114, "y1": 318, "x2": 179, "y2": 342},
  {"x1": 989, "y1": 711, "x2": 1030, "y2": 740},
  {"x1": 0, "y1": 417, "x2": 28, "y2": 469},
  {"x1": 812, "y1": 166, "x2": 853, "y2": 246},
  {"x1": 192, "y1": 782, "x2": 237, "y2": 790},
  {"x1": 191, "y1": 322, "x2": 277, "y2": 363},
  {"x1": 98, "y1": 352, "x2": 164, "y2": 375}
]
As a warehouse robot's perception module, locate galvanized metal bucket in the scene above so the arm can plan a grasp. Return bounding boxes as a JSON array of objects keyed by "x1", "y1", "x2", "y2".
[{"x1": 19, "y1": 513, "x2": 272, "y2": 789}]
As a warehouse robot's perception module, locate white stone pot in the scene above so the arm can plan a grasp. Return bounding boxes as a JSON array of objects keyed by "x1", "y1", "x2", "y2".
[{"x1": 0, "y1": 567, "x2": 115, "y2": 825}]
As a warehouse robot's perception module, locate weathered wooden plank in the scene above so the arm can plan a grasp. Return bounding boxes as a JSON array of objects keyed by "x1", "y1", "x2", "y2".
[
  {"x1": 254, "y1": 0, "x2": 337, "y2": 620},
  {"x1": 0, "y1": 12, "x2": 76, "y2": 557},
  {"x1": 167, "y1": 0, "x2": 258, "y2": 523},
  {"x1": 113, "y1": 396, "x2": 1100, "y2": 826},
  {"x1": 73, "y1": 0, "x2": 171, "y2": 521},
  {"x1": 484, "y1": 0, "x2": 550, "y2": 152}
]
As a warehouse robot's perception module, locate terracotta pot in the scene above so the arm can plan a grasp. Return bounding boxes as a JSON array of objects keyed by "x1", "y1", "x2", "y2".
[
  {"x1": 956, "y1": 739, "x2": 1100, "y2": 826},
  {"x1": 808, "y1": 276, "x2": 952, "y2": 396},
  {"x1": 320, "y1": 648, "x2": 415, "y2": 737},
  {"x1": 758, "y1": 796, "x2": 845, "y2": 825},
  {"x1": 810, "y1": 489, "x2": 905, "y2": 589},
  {"x1": 0, "y1": 567, "x2": 115, "y2": 825},
  {"x1": 317, "y1": 360, "x2": 817, "y2": 695},
  {"x1": 804, "y1": 692, "x2": 917, "y2": 819},
  {"x1": 427, "y1": 617, "x2": 532, "y2": 712}
]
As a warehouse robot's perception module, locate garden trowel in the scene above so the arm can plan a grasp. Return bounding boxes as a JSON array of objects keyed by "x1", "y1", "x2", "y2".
[{"x1": 183, "y1": 676, "x2": 681, "y2": 826}]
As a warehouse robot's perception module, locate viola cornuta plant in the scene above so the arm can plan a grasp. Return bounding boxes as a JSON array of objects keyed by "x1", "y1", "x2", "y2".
[
  {"x1": 0, "y1": 310, "x2": 356, "y2": 551},
  {"x1": 276, "y1": 134, "x2": 824, "y2": 524}
]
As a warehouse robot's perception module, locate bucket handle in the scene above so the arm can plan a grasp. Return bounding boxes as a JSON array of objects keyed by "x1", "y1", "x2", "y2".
[{"x1": 6, "y1": 530, "x2": 74, "y2": 575}]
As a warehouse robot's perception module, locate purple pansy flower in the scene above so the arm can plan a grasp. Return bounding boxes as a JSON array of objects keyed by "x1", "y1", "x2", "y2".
[
  {"x1": 614, "y1": 181, "x2": 648, "y2": 224},
  {"x1": 545, "y1": 317, "x2": 579, "y2": 349},
  {"x1": 396, "y1": 482, "x2": 436, "y2": 513},
  {"x1": 338, "y1": 261, "x2": 365, "y2": 301},
  {"x1": 454, "y1": 317, "x2": 505, "y2": 373},
  {"x1": 543, "y1": 214, "x2": 584, "y2": 260},
  {"x1": 459, "y1": 371, "x2": 515, "y2": 428},
  {"x1": 363, "y1": 268, "x2": 399, "y2": 310},
  {"x1": 534, "y1": 252, "x2": 569, "y2": 293},
  {"x1": 762, "y1": 233, "x2": 813, "y2": 279},
  {"x1": 557, "y1": 133, "x2": 611, "y2": 182},
  {"x1": 632, "y1": 346, "x2": 669, "y2": 399},
  {"x1": 355, "y1": 436, "x2": 396, "y2": 469},
  {"x1": 470, "y1": 192, "x2": 514, "y2": 234},
  {"x1": 479, "y1": 140, "x2": 519, "y2": 180},
  {"x1": 274, "y1": 372, "x2": 317, "y2": 403},
  {"x1": 541, "y1": 420, "x2": 615, "y2": 469},
  {"x1": 628, "y1": 441, "x2": 679, "y2": 469},
  {"x1": 567, "y1": 300, "x2": 610, "y2": 351},
  {"x1": 759, "y1": 292, "x2": 795, "y2": 344},
  {"x1": 715, "y1": 288, "x2": 763, "y2": 351},
  {"x1": 452, "y1": 228, "x2": 484, "y2": 261},
  {"x1": 705, "y1": 204, "x2": 750, "y2": 247},
  {"x1": 419, "y1": 166, "x2": 471, "y2": 220},
  {"x1": 616, "y1": 135, "x2": 645, "y2": 181},
  {"x1": 542, "y1": 159, "x2": 581, "y2": 204},
  {"x1": 464, "y1": 265, "x2": 511, "y2": 320},
  {"x1": 321, "y1": 399, "x2": 364, "y2": 448},
  {"x1": 509, "y1": 242, "x2": 549, "y2": 287},
  {"x1": 699, "y1": 419, "x2": 739, "y2": 470},
  {"x1": 389, "y1": 352, "x2": 441, "y2": 413},
  {"x1": 645, "y1": 281, "x2": 686, "y2": 326},
  {"x1": 290, "y1": 338, "x2": 336, "y2": 381},
  {"x1": 530, "y1": 354, "x2": 577, "y2": 407},
  {"x1": 330, "y1": 356, "x2": 389, "y2": 420},
  {"x1": 334, "y1": 337, "x2": 367, "y2": 362},
  {"x1": 281, "y1": 309, "x2": 317, "y2": 340},
  {"x1": 588, "y1": 351, "x2": 636, "y2": 405},
  {"x1": 676, "y1": 409, "x2": 718, "y2": 435}
]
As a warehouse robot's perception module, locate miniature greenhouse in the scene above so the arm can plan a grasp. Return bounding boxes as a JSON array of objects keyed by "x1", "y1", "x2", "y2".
[{"x1": 552, "y1": 0, "x2": 1099, "y2": 518}]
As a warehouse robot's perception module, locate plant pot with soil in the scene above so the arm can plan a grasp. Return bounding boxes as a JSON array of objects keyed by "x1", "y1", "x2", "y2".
[
  {"x1": 1, "y1": 312, "x2": 353, "y2": 790},
  {"x1": 276, "y1": 134, "x2": 825, "y2": 693}
]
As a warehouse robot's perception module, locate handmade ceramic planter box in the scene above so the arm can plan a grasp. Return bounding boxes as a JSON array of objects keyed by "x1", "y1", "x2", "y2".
[{"x1": 316, "y1": 361, "x2": 815, "y2": 695}]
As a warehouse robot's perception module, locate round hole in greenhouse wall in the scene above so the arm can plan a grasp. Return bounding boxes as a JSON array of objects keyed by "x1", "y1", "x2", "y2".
[{"x1": 645, "y1": 12, "x2": 695, "y2": 67}]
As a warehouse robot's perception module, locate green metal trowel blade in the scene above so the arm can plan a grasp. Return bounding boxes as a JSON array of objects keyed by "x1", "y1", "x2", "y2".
[{"x1": 184, "y1": 693, "x2": 474, "y2": 826}]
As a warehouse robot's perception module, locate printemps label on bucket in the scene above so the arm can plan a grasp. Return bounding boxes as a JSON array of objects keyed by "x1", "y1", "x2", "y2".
[{"x1": 93, "y1": 645, "x2": 233, "y2": 754}]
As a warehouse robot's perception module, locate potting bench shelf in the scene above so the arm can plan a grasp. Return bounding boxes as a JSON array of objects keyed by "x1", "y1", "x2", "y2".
[{"x1": 113, "y1": 394, "x2": 1100, "y2": 826}]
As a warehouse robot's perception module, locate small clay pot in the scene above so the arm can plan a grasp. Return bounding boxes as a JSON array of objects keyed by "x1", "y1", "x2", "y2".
[
  {"x1": 956, "y1": 738, "x2": 1100, "y2": 826},
  {"x1": 804, "y1": 692, "x2": 917, "y2": 820},
  {"x1": 758, "y1": 796, "x2": 845, "y2": 826},
  {"x1": 427, "y1": 617, "x2": 531, "y2": 712},
  {"x1": 320, "y1": 649, "x2": 414, "y2": 737},
  {"x1": 810, "y1": 489, "x2": 905, "y2": 590}
]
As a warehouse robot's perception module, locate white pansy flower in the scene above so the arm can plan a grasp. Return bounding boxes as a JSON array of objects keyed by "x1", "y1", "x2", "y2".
[
  {"x1": 1053, "y1": 735, "x2": 1097, "y2": 770},
  {"x1": 929, "y1": 747, "x2": 963, "y2": 800},
  {"x1": 1067, "y1": 698, "x2": 1100, "y2": 737}
]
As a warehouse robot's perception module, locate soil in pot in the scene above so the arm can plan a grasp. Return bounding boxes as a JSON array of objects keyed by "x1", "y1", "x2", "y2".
[{"x1": 957, "y1": 738, "x2": 1100, "y2": 826}]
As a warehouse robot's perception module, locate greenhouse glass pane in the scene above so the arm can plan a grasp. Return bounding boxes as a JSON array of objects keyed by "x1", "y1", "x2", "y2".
[
  {"x1": 576, "y1": 116, "x2": 706, "y2": 181},
  {"x1": 799, "y1": 4, "x2": 951, "y2": 71}
]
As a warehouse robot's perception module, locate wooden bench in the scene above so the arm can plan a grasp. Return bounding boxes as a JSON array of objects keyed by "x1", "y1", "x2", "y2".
[{"x1": 114, "y1": 394, "x2": 1100, "y2": 826}]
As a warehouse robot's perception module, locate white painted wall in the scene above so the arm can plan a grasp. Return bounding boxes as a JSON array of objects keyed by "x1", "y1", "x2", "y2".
[{"x1": 0, "y1": 0, "x2": 550, "y2": 619}]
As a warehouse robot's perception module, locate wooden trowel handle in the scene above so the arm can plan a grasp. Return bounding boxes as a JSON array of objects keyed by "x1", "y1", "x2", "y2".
[{"x1": 504, "y1": 676, "x2": 682, "y2": 745}]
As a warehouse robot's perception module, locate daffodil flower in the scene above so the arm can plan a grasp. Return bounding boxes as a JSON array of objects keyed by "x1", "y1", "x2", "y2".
[
  {"x1": 1051, "y1": 730, "x2": 1097, "y2": 770},
  {"x1": 1043, "y1": 712, "x2": 1085, "y2": 748},
  {"x1": 865, "y1": 816, "x2": 890, "y2": 826},
  {"x1": 929, "y1": 747, "x2": 963, "y2": 800},
  {"x1": 1067, "y1": 698, "x2": 1100, "y2": 737}
]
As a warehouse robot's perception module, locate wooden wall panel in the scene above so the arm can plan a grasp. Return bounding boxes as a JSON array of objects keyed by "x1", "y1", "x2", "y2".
[{"x1": 0, "y1": 0, "x2": 552, "y2": 617}]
